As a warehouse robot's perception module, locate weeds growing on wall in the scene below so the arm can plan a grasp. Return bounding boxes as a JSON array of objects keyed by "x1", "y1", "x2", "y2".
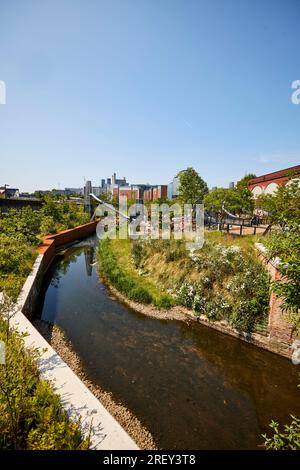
[{"x1": 263, "y1": 224, "x2": 300, "y2": 335}]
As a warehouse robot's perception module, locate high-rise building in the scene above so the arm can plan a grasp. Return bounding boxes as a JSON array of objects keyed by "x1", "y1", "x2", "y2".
[
  {"x1": 110, "y1": 173, "x2": 127, "y2": 192},
  {"x1": 84, "y1": 180, "x2": 92, "y2": 214},
  {"x1": 167, "y1": 174, "x2": 181, "y2": 199},
  {"x1": 92, "y1": 186, "x2": 102, "y2": 197}
]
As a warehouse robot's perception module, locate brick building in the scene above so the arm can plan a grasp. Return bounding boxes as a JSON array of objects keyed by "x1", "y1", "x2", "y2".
[
  {"x1": 248, "y1": 164, "x2": 300, "y2": 197},
  {"x1": 143, "y1": 188, "x2": 153, "y2": 202},
  {"x1": 143, "y1": 185, "x2": 168, "y2": 202}
]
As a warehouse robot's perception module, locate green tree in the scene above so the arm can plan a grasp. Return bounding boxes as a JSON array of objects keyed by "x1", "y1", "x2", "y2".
[
  {"x1": 177, "y1": 168, "x2": 208, "y2": 208},
  {"x1": 204, "y1": 187, "x2": 254, "y2": 218},
  {"x1": 236, "y1": 173, "x2": 256, "y2": 191},
  {"x1": 256, "y1": 180, "x2": 300, "y2": 226},
  {"x1": 204, "y1": 188, "x2": 228, "y2": 217}
]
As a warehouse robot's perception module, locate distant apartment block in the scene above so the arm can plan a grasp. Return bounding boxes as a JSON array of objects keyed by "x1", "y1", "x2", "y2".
[
  {"x1": 143, "y1": 187, "x2": 153, "y2": 202},
  {"x1": 64, "y1": 187, "x2": 83, "y2": 196},
  {"x1": 133, "y1": 184, "x2": 152, "y2": 203},
  {"x1": 92, "y1": 186, "x2": 103, "y2": 197},
  {"x1": 167, "y1": 174, "x2": 181, "y2": 199},
  {"x1": 143, "y1": 185, "x2": 168, "y2": 202},
  {"x1": 118, "y1": 186, "x2": 138, "y2": 201},
  {"x1": 111, "y1": 173, "x2": 127, "y2": 191}
]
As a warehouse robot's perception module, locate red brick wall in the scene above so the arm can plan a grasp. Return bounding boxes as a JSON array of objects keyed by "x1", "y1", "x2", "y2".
[
  {"x1": 119, "y1": 189, "x2": 138, "y2": 200},
  {"x1": 143, "y1": 188, "x2": 153, "y2": 201},
  {"x1": 158, "y1": 185, "x2": 168, "y2": 198},
  {"x1": 150, "y1": 186, "x2": 168, "y2": 201},
  {"x1": 152, "y1": 187, "x2": 158, "y2": 200},
  {"x1": 248, "y1": 175, "x2": 291, "y2": 191},
  {"x1": 256, "y1": 250, "x2": 295, "y2": 344},
  {"x1": 248, "y1": 165, "x2": 300, "y2": 191}
]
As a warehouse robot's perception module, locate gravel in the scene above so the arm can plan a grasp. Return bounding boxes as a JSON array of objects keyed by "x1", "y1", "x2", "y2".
[{"x1": 33, "y1": 319, "x2": 157, "y2": 450}]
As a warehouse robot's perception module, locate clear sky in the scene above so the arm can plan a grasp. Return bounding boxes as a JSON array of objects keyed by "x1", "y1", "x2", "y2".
[{"x1": 0, "y1": 0, "x2": 299, "y2": 192}]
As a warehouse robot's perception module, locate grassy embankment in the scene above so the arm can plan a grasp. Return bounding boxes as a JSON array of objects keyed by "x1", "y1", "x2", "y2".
[
  {"x1": 98, "y1": 231, "x2": 270, "y2": 333},
  {"x1": 98, "y1": 237, "x2": 174, "y2": 308}
]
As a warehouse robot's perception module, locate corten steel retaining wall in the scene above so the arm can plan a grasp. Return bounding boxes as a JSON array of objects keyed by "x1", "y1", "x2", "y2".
[
  {"x1": 38, "y1": 220, "x2": 98, "y2": 271},
  {"x1": 22, "y1": 221, "x2": 98, "y2": 317}
]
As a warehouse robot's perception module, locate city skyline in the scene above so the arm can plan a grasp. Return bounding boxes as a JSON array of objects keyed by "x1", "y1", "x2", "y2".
[{"x1": 1, "y1": 0, "x2": 300, "y2": 192}]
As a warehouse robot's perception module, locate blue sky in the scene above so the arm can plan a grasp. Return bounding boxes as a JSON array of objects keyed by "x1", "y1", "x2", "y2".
[{"x1": 0, "y1": 0, "x2": 299, "y2": 192}]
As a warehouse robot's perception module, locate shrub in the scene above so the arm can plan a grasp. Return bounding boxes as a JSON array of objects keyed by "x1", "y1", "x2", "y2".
[
  {"x1": 173, "y1": 239, "x2": 270, "y2": 332},
  {"x1": 0, "y1": 235, "x2": 35, "y2": 275},
  {"x1": 192, "y1": 293, "x2": 206, "y2": 315},
  {"x1": 132, "y1": 242, "x2": 143, "y2": 268},
  {"x1": 165, "y1": 241, "x2": 186, "y2": 262},
  {"x1": 128, "y1": 287, "x2": 152, "y2": 304},
  {"x1": 263, "y1": 416, "x2": 300, "y2": 450},
  {"x1": 154, "y1": 294, "x2": 174, "y2": 310},
  {"x1": 176, "y1": 282, "x2": 195, "y2": 308},
  {"x1": 0, "y1": 304, "x2": 89, "y2": 450},
  {"x1": 0, "y1": 199, "x2": 90, "y2": 300},
  {"x1": 39, "y1": 216, "x2": 57, "y2": 236}
]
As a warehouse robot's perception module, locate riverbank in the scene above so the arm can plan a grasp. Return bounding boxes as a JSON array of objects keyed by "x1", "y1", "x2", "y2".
[
  {"x1": 97, "y1": 243, "x2": 292, "y2": 359},
  {"x1": 33, "y1": 319, "x2": 157, "y2": 450},
  {"x1": 33, "y1": 235, "x2": 300, "y2": 449}
]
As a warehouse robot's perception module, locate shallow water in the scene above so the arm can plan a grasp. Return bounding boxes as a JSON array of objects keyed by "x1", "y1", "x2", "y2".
[{"x1": 34, "y1": 235, "x2": 300, "y2": 449}]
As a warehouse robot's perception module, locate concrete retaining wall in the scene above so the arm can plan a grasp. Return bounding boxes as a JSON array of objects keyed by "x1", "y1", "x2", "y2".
[{"x1": 13, "y1": 221, "x2": 139, "y2": 450}]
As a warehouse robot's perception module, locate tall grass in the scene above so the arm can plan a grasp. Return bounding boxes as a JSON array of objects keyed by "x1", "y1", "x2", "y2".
[{"x1": 98, "y1": 238, "x2": 174, "y2": 308}]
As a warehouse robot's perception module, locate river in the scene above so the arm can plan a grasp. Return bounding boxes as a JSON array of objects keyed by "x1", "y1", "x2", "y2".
[{"x1": 33, "y1": 234, "x2": 300, "y2": 449}]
